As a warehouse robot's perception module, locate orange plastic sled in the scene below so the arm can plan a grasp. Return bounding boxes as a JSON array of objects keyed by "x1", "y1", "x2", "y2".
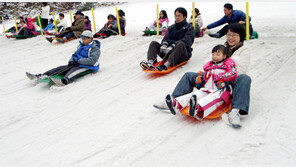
[
  {"x1": 180, "y1": 99, "x2": 232, "y2": 119},
  {"x1": 142, "y1": 61, "x2": 188, "y2": 74}
]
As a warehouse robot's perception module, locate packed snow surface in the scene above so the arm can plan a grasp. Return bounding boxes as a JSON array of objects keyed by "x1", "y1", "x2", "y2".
[{"x1": 0, "y1": 2, "x2": 296, "y2": 167}]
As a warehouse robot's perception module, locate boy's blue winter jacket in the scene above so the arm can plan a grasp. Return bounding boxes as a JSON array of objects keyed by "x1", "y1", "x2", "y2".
[
  {"x1": 207, "y1": 10, "x2": 252, "y2": 29},
  {"x1": 69, "y1": 40, "x2": 101, "y2": 71}
]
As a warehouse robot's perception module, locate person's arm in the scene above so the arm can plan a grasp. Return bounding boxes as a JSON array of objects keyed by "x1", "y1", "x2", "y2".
[
  {"x1": 207, "y1": 16, "x2": 227, "y2": 29},
  {"x1": 110, "y1": 20, "x2": 118, "y2": 30},
  {"x1": 78, "y1": 46, "x2": 101, "y2": 66},
  {"x1": 70, "y1": 19, "x2": 84, "y2": 31},
  {"x1": 215, "y1": 59, "x2": 237, "y2": 82}
]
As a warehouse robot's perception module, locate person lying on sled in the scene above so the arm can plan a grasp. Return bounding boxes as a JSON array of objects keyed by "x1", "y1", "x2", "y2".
[
  {"x1": 26, "y1": 30, "x2": 100, "y2": 87},
  {"x1": 166, "y1": 45, "x2": 237, "y2": 120},
  {"x1": 140, "y1": 7, "x2": 195, "y2": 71}
]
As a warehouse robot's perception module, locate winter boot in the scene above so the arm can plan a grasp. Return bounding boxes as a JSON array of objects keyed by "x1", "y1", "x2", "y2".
[
  {"x1": 209, "y1": 33, "x2": 221, "y2": 38},
  {"x1": 56, "y1": 37, "x2": 66, "y2": 43},
  {"x1": 140, "y1": 61, "x2": 155, "y2": 70},
  {"x1": 156, "y1": 64, "x2": 168, "y2": 71},
  {"x1": 49, "y1": 77, "x2": 68, "y2": 87},
  {"x1": 46, "y1": 37, "x2": 53, "y2": 43},
  {"x1": 228, "y1": 108, "x2": 242, "y2": 128},
  {"x1": 26, "y1": 72, "x2": 48, "y2": 80},
  {"x1": 165, "y1": 94, "x2": 183, "y2": 115}
]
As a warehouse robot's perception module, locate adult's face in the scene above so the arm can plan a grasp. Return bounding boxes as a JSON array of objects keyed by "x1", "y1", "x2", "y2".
[
  {"x1": 76, "y1": 14, "x2": 81, "y2": 19},
  {"x1": 175, "y1": 11, "x2": 186, "y2": 23},
  {"x1": 226, "y1": 30, "x2": 240, "y2": 46},
  {"x1": 224, "y1": 7, "x2": 232, "y2": 17}
]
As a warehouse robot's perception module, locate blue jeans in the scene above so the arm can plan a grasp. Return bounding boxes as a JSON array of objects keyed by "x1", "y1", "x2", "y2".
[{"x1": 171, "y1": 72, "x2": 251, "y2": 115}]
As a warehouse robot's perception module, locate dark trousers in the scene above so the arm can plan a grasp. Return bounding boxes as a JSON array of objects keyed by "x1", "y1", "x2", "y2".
[
  {"x1": 217, "y1": 24, "x2": 254, "y2": 38},
  {"x1": 18, "y1": 28, "x2": 34, "y2": 38},
  {"x1": 147, "y1": 41, "x2": 190, "y2": 66},
  {"x1": 171, "y1": 72, "x2": 251, "y2": 115},
  {"x1": 42, "y1": 18, "x2": 48, "y2": 29},
  {"x1": 57, "y1": 31, "x2": 75, "y2": 39},
  {"x1": 43, "y1": 65, "x2": 91, "y2": 83}
]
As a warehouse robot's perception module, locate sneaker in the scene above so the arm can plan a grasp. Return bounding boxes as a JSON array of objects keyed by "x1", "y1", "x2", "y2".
[
  {"x1": 140, "y1": 61, "x2": 155, "y2": 70},
  {"x1": 46, "y1": 37, "x2": 53, "y2": 43},
  {"x1": 208, "y1": 33, "x2": 221, "y2": 38},
  {"x1": 49, "y1": 77, "x2": 66, "y2": 87},
  {"x1": 189, "y1": 95, "x2": 198, "y2": 117},
  {"x1": 56, "y1": 37, "x2": 66, "y2": 43},
  {"x1": 26, "y1": 72, "x2": 47, "y2": 80},
  {"x1": 165, "y1": 94, "x2": 182, "y2": 115},
  {"x1": 153, "y1": 101, "x2": 169, "y2": 111},
  {"x1": 228, "y1": 108, "x2": 242, "y2": 128},
  {"x1": 156, "y1": 64, "x2": 168, "y2": 71}
]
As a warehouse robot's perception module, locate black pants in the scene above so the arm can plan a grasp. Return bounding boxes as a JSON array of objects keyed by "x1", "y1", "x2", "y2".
[
  {"x1": 57, "y1": 31, "x2": 75, "y2": 39},
  {"x1": 147, "y1": 41, "x2": 190, "y2": 66},
  {"x1": 217, "y1": 24, "x2": 254, "y2": 38},
  {"x1": 43, "y1": 65, "x2": 92, "y2": 83},
  {"x1": 42, "y1": 18, "x2": 48, "y2": 29},
  {"x1": 18, "y1": 28, "x2": 34, "y2": 38}
]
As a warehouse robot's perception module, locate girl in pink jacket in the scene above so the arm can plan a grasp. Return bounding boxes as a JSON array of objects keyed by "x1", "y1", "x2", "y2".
[
  {"x1": 17, "y1": 17, "x2": 37, "y2": 38},
  {"x1": 144, "y1": 10, "x2": 169, "y2": 36},
  {"x1": 166, "y1": 45, "x2": 237, "y2": 120}
]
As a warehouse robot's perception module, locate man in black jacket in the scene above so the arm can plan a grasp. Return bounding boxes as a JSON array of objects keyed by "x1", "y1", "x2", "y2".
[{"x1": 141, "y1": 7, "x2": 195, "y2": 71}]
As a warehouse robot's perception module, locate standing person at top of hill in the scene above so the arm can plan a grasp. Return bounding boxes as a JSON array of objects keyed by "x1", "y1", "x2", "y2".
[
  {"x1": 140, "y1": 7, "x2": 195, "y2": 71},
  {"x1": 201, "y1": 3, "x2": 253, "y2": 38},
  {"x1": 143, "y1": 10, "x2": 169, "y2": 36},
  {"x1": 188, "y1": 8, "x2": 203, "y2": 37},
  {"x1": 41, "y1": 2, "x2": 50, "y2": 29},
  {"x1": 46, "y1": 11, "x2": 85, "y2": 43}
]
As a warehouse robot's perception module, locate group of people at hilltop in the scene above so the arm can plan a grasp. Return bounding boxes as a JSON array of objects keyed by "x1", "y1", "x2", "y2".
[{"x1": 24, "y1": 3, "x2": 253, "y2": 128}]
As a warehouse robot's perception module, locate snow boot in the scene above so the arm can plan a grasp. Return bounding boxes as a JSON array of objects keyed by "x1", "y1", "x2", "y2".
[
  {"x1": 49, "y1": 77, "x2": 67, "y2": 87},
  {"x1": 165, "y1": 94, "x2": 182, "y2": 115},
  {"x1": 46, "y1": 37, "x2": 53, "y2": 43},
  {"x1": 189, "y1": 95, "x2": 198, "y2": 117},
  {"x1": 209, "y1": 33, "x2": 221, "y2": 38},
  {"x1": 56, "y1": 37, "x2": 66, "y2": 43},
  {"x1": 156, "y1": 64, "x2": 167, "y2": 71},
  {"x1": 228, "y1": 108, "x2": 242, "y2": 128},
  {"x1": 26, "y1": 72, "x2": 47, "y2": 80},
  {"x1": 140, "y1": 61, "x2": 155, "y2": 70}
]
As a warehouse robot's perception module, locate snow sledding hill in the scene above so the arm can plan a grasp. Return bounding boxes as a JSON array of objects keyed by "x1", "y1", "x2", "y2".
[{"x1": 0, "y1": 2, "x2": 296, "y2": 167}]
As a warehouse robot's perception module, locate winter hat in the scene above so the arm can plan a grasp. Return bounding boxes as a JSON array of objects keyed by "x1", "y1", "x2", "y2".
[
  {"x1": 80, "y1": 30, "x2": 93, "y2": 38},
  {"x1": 175, "y1": 7, "x2": 187, "y2": 18}
]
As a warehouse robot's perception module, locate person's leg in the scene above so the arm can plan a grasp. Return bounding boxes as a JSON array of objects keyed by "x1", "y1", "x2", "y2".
[
  {"x1": 63, "y1": 67, "x2": 92, "y2": 84},
  {"x1": 23, "y1": 28, "x2": 33, "y2": 38},
  {"x1": 64, "y1": 32, "x2": 75, "y2": 39},
  {"x1": 232, "y1": 74, "x2": 252, "y2": 115},
  {"x1": 167, "y1": 41, "x2": 190, "y2": 66},
  {"x1": 43, "y1": 65, "x2": 70, "y2": 76},
  {"x1": 172, "y1": 72, "x2": 198, "y2": 98},
  {"x1": 147, "y1": 41, "x2": 161, "y2": 62},
  {"x1": 42, "y1": 19, "x2": 48, "y2": 29},
  {"x1": 216, "y1": 25, "x2": 229, "y2": 37},
  {"x1": 17, "y1": 28, "x2": 25, "y2": 35}
]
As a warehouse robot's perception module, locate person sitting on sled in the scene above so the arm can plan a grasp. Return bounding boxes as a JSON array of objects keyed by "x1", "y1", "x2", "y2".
[
  {"x1": 16, "y1": 17, "x2": 37, "y2": 39},
  {"x1": 118, "y1": 9, "x2": 126, "y2": 36},
  {"x1": 46, "y1": 11, "x2": 84, "y2": 43},
  {"x1": 84, "y1": 16, "x2": 92, "y2": 31},
  {"x1": 143, "y1": 10, "x2": 169, "y2": 36},
  {"x1": 188, "y1": 8, "x2": 203, "y2": 37},
  {"x1": 26, "y1": 30, "x2": 101, "y2": 87},
  {"x1": 166, "y1": 45, "x2": 237, "y2": 120},
  {"x1": 43, "y1": 18, "x2": 54, "y2": 34},
  {"x1": 140, "y1": 7, "x2": 195, "y2": 71},
  {"x1": 201, "y1": 3, "x2": 253, "y2": 38},
  {"x1": 94, "y1": 14, "x2": 118, "y2": 38}
]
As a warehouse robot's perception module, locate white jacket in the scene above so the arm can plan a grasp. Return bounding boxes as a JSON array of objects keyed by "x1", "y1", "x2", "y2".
[
  {"x1": 57, "y1": 18, "x2": 68, "y2": 28},
  {"x1": 41, "y1": 6, "x2": 50, "y2": 19},
  {"x1": 188, "y1": 15, "x2": 203, "y2": 28},
  {"x1": 231, "y1": 45, "x2": 250, "y2": 75}
]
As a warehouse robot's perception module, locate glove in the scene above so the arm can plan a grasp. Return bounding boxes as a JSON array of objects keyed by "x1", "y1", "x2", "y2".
[
  {"x1": 68, "y1": 61, "x2": 79, "y2": 67},
  {"x1": 216, "y1": 80, "x2": 227, "y2": 89},
  {"x1": 160, "y1": 45, "x2": 168, "y2": 54},
  {"x1": 195, "y1": 71, "x2": 205, "y2": 89}
]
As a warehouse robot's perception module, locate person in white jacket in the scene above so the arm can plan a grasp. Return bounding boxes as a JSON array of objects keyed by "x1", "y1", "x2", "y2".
[
  {"x1": 41, "y1": 2, "x2": 50, "y2": 29},
  {"x1": 188, "y1": 8, "x2": 203, "y2": 37},
  {"x1": 56, "y1": 13, "x2": 68, "y2": 32}
]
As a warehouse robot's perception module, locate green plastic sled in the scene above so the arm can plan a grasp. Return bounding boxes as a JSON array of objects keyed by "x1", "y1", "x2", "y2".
[
  {"x1": 38, "y1": 70, "x2": 93, "y2": 84},
  {"x1": 13, "y1": 35, "x2": 37, "y2": 39},
  {"x1": 143, "y1": 30, "x2": 162, "y2": 35},
  {"x1": 251, "y1": 31, "x2": 259, "y2": 39}
]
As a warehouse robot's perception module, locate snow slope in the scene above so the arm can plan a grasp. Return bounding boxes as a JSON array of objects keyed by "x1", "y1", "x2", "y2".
[{"x1": 1, "y1": 2, "x2": 296, "y2": 167}]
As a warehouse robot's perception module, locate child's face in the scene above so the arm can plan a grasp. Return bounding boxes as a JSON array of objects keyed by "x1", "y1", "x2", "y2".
[
  {"x1": 212, "y1": 51, "x2": 226, "y2": 63},
  {"x1": 108, "y1": 18, "x2": 114, "y2": 22},
  {"x1": 59, "y1": 16, "x2": 63, "y2": 20},
  {"x1": 160, "y1": 12, "x2": 164, "y2": 18}
]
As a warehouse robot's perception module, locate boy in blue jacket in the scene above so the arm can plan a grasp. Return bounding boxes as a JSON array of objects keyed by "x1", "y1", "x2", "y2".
[
  {"x1": 26, "y1": 30, "x2": 101, "y2": 86},
  {"x1": 202, "y1": 3, "x2": 253, "y2": 38}
]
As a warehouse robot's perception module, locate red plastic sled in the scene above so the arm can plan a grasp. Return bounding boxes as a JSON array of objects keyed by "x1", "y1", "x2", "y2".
[
  {"x1": 180, "y1": 99, "x2": 232, "y2": 119},
  {"x1": 142, "y1": 60, "x2": 188, "y2": 74}
]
